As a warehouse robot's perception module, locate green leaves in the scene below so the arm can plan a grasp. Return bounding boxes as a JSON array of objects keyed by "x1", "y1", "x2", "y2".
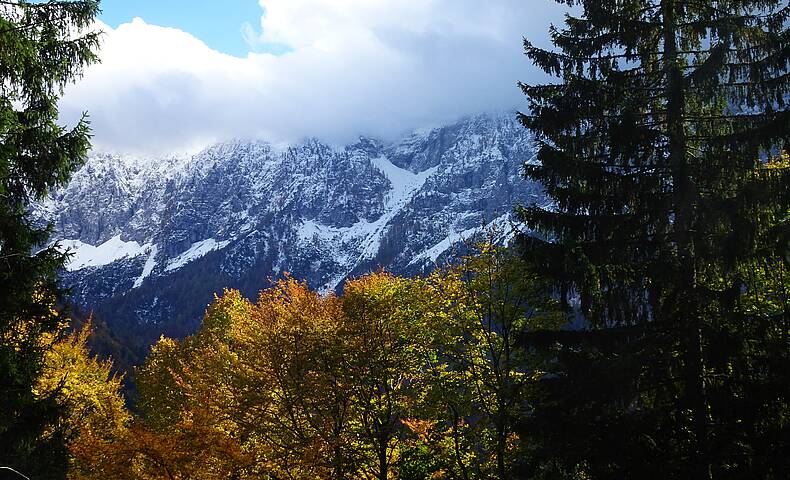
[
  {"x1": 0, "y1": 2, "x2": 100, "y2": 476},
  {"x1": 518, "y1": 0, "x2": 790, "y2": 477}
]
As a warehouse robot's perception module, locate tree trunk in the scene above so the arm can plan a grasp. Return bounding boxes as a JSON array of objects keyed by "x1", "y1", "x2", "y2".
[
  {"x1": 378, "y1": 435, "x2": 388, "y2": 480},
  {"x1": 496, "y1": 424, "x2": 507, "y2": 480},
  {"x1": 661, "y1": 1, "x2": 710, "y2": 478},
  {"x1": 450, "y1": 405, "x2": 470, "y2": 480}
]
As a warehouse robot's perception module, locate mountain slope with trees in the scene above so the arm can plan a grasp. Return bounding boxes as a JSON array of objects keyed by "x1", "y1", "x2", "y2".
[{"x1": 34, "y1": 114, "x2": 545, "y2": 361}]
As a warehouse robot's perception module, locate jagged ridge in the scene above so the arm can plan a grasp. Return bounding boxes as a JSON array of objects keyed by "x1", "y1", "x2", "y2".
[{"x1": 34, "y1": 113, "x2": 545, "y2": 353}]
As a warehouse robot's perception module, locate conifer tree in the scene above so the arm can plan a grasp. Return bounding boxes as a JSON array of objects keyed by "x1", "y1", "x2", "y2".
[
  {"x1": 517, "y1": 1, "x2": 789, "y2": 478},
  {"x1": 0, "y1": 1, "x2": 99, "y2": 476}
]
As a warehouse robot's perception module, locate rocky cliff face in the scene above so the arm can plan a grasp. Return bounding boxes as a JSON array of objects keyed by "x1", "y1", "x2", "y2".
[{"x1": 34, "y1": 113, "x2": 545, "y2": 352}]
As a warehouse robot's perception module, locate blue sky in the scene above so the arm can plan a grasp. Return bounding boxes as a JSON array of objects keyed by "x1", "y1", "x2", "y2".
[{"x1": 98, "y1": 0, "x2": 270, "y2": 56}]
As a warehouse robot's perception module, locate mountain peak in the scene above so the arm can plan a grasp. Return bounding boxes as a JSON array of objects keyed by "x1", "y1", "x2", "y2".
[{"x1": 35, "y1": 113, "x2": 543, "y2": 349}]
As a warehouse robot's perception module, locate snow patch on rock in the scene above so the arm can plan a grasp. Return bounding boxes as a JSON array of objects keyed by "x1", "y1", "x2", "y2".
[
  {"x1": 371, "y1": 156, "x2": 437, "y2": 210},
  {"x1": 300, "y1": 157, "x2": 440, "y2": 292},
  {"x1": 410, "y1": 214, "x2": 513, "y2": 266},
  {"x1": 298, "y1": 220, "x2": 345, "y2": 242},
  {"x1": 60, "y1": 235, "x2": 150, "y2": 271},
  {"x1": 165, "y1": 239, "x2": 231, "y2": 272},
  {"x1": 133, "y1": 245, "x2": 159, "y2": 289}
]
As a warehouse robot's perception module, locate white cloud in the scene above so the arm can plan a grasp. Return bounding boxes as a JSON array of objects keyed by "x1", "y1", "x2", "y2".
[{"x1": 59, "y1": 1, "x2": 566, "y2": 154}]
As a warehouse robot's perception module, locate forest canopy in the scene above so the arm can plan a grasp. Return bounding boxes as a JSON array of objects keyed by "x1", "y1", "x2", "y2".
[{"x1": 64, "y1": 244, "x2": 562, "y2": 479}]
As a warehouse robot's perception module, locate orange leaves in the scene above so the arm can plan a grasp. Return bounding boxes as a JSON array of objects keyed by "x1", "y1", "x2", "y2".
[
  {"x1": 120, "y1": 254, "x2": 562, "y2": 479},
  {"x1": 71, "y1": 419, "x2": 250, "y2": 480},
  {"x1": 128, "y1": 273, "x2": 432, "y2": 478},
  {"x1": 131, "y1": 279, "x2": 354, "y2": 478},
  {"x1": 402, "y1": 418, "x2": 436, "y2": 441}
]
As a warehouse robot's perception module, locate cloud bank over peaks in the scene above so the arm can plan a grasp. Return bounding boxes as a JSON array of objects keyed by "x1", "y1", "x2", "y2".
[{"x1": 59, "y1": 0, "x2": 566, "y2": 154}]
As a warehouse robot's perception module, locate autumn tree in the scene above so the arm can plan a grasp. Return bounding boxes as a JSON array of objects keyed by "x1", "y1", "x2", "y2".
[
  {"x1": 412, "y1": 241, "x2": 564, "y2": 479},
  {"x1": 239, "y1": 279, "x2": 356, "y2": 478},
  {"x1": 135, "y1": 280, "x2": 361, "y2": 479},
  {"x1": 134, "y1": 291, "x2": 256, "y2": 479},
  {"x1": 340, "y1": 273, "x2": 433, "y2": 480},
  {"x1": 132, "y1": 274, "x2": 440, "y2": 479},
  {"x1": 35, "y1": 320, "x2": 131, "y2": 479},
  {"x1": 128, "y1": 264, "x2": 563, "y2": 479}
]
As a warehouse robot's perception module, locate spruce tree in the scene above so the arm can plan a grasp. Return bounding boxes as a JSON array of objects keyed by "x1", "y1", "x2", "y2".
[
  {"x1": 517, "y1": 0, "x2": 789, "y2": 478},
  {"x1": 0, "y1": 1, "x2": 99, "y2": 477}
]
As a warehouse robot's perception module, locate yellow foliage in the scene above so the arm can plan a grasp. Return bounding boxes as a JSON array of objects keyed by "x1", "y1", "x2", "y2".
[
  {"x1": 120, "y1": 249, "x2": 565, "y2": 479},
  {"x1": 763, "y1": 149, "x2": 790, "y2": 169},
  {"x1": 34, "y1": 319, "x2": 132, "y2": 479}
]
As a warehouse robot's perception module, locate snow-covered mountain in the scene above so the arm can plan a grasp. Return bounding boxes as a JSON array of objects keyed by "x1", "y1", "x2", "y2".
[{"x1": 34, "y1": 113, "x2": 545, "y2": 353}]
